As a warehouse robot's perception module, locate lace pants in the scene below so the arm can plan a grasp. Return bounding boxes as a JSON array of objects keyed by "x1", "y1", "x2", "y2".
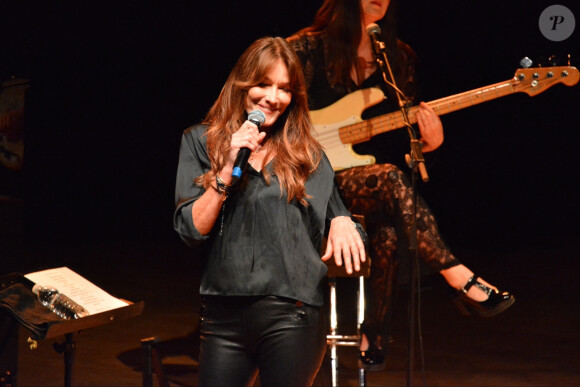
[{"x1": 335, "y1": 164, "x2": 460, "y2": 332}]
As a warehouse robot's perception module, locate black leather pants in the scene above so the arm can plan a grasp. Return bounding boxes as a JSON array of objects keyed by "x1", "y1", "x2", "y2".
[{"x1": 198, "y1": 295, "x2": 327, "y2": 387}]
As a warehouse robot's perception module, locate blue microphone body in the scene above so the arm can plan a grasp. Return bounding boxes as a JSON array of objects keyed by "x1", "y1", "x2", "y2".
[{"x1": 231, "y1": 110, "x2": 266, "y2": 182}]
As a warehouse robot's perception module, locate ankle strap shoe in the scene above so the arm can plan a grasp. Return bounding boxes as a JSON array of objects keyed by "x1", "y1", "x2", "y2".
[{"x1": 454, "y1": 276, "x2": 515, "y2": 318}]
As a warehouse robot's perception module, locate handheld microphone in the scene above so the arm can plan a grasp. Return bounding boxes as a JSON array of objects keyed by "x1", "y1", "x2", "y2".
[
  {"x1": 366, "y1": 23, "x2": 385, "y2": 58},
  {"x1": 231, "y1": 109, "x2": 266, "y2": 182}
]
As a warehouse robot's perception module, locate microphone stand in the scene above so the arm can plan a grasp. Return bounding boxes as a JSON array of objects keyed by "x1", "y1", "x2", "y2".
[{"x1": 369, "y1": 32, "x2": 427, "y2": 387}]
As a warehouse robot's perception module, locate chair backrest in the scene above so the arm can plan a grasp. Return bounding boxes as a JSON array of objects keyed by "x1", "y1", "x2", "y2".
[{"x1": 323, "y1": 214, "x2": 371, "y2": 278}]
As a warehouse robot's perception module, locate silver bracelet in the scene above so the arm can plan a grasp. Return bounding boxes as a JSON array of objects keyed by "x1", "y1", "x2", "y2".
[{"x1": 215, "y1": 175, "x2": 231, "y2": 199}]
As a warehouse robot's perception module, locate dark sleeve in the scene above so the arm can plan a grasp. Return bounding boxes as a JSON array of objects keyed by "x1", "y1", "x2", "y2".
[
  {"x1": 322, "y1": 156, "x2": 369, "y2": 247},
  {"x1": 173, "y1": 125, "x2": 211, "y2": 247}
]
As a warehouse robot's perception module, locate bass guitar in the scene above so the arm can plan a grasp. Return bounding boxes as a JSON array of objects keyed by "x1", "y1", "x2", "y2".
[{"x1": 309, "y1": 66, "x2": 579, "y2": 170}]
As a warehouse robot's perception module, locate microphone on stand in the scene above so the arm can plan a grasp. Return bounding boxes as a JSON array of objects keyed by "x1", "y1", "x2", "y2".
[
  {"x1": 366, "y1": 22, "x2": 405, "y2": 100},
  {"x1": 231, "y1": 109, "x2": 266, "y2": 183},
  {"x1": 367, "y1": 24, "x2": 429, "y2": 182},
  {"x1": 366, "y1": 23, "x2": 405, "y2": 101},
  {"x1": 366, "y1": 23, "x2": 385, "y2": 58}
]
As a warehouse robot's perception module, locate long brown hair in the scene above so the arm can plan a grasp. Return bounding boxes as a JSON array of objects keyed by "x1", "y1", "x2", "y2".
[
  {"x1": 201, "y1": 36, "x2": 322, "y2": 206},
  {"x1": 296, "y1": 0, "x2": 402, "y2": 88}
]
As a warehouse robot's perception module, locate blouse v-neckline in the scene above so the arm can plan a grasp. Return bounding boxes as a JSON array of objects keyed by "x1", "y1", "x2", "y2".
[{"x1": 248, "y1": 155, "x2": 274, "y2": 174}]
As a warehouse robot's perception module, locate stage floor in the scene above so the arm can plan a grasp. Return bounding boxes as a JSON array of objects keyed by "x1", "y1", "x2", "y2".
[{"x1": 3, "y1": 231, "x2": 580, "y2": 386}]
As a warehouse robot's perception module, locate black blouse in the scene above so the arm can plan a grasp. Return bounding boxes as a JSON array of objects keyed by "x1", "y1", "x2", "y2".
[{"x1": 174, "y1": 124, "x2": 364, "y2": 306}]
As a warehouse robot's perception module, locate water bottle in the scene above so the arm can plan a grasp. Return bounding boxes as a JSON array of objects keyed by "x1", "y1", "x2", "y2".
[{"x1": 32, "y1": 284, "x2": 90, "y2": 319}]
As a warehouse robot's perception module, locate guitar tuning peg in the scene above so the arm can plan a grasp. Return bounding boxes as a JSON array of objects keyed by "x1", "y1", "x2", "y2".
[
  {"x1": 548, "y1": 55, "x2": 559, "y2": 66},
  {"x1": 519, "y1": 57, "x2": 533, "y2": 68}
]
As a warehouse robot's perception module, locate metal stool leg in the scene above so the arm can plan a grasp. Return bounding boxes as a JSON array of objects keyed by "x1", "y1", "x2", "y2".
[
  {"x1": 358, "y1": 276, "x2": 367, "y2": 387},
  {"x1": 326, "y1": 276, "x2": 368, "y2": 387},
  {"x1": 325, "y1": 213, "x2": 370, "y2": 387},
  {"x1": 328, "y1": 278, "x2": 339, "y2": 387}
]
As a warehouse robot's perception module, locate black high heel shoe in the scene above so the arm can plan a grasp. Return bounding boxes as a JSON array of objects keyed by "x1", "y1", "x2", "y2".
[
  {"x1": 454, "y1": 275, "x2": 515, "y2": 318},
  {"x1": 358, "y1": 323, "x2": 386, "y2": 371}
]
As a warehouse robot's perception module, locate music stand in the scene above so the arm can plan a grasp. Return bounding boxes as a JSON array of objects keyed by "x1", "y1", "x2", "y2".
[
  {"x1": 0, "y1": 273, "x2": 144, "y2": 387},
  {"x1": 44, "y1": 300, "x2": 145, "y2": 387}
]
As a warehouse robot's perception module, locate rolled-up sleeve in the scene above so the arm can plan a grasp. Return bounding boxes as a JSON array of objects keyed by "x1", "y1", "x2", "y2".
[
  {"x1": 323, "y1": 158, "x2": 369, "y2": 248},
  {"x1": 173, "y1": 125, "x2": 211, "y2": 247}
]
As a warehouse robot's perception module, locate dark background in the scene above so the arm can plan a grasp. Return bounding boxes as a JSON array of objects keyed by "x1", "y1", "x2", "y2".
[
  {"x1": 2, "y1": 3, "x2": 578, "y2": 385},
  {"x1": 1, "y1": 0, "x2": 578, "y2": 257}
]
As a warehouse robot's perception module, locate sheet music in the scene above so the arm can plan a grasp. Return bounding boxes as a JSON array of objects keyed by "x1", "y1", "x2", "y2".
[{"x1": 25, "y1": 267, "x2": 128, "y2": 315}]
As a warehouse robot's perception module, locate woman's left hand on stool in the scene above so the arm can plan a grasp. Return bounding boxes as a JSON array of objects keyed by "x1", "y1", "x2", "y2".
[{"x1": 322, "y1": 216, "x2": 366, "y2": 274}]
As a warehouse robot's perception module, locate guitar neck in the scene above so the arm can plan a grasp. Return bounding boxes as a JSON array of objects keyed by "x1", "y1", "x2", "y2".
[{"x1": 340, "y1": 78, "x2": 517, "y2": 145}]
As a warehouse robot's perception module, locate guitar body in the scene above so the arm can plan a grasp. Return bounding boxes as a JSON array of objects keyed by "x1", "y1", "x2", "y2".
[{"x1": 310, "y1": 87, "x2": 384, "y2": 170}]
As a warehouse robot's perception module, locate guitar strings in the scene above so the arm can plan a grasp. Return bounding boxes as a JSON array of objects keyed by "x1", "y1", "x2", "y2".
[
  {"x1": 321, "y1": 81, "x2": 512, "y2": 146},
  {"x1": 315, "y1": 70, "x2": 565, "y2": 151}
]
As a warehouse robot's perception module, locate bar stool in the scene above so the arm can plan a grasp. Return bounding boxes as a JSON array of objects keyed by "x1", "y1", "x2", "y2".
[{"x1": 324, "y1": 215, "x2": 371, "y2": 387}]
